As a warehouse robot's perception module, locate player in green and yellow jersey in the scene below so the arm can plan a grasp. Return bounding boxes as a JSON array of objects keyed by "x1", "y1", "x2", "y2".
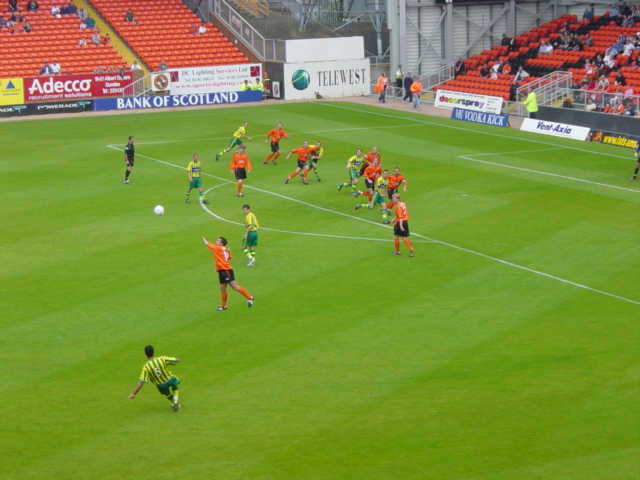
[
  {"x1": 355, "y1": 169, "x2": 391, "y2": 224},
  {"x1": 309, "y1": 141, "x2": 323, "y2": 182},
  {"x1": 242, "y1": 204, "x2": 258, "y2": 267},
  {"x1": 216, "y1": 121, "x2": 252, "y2": 160},
  {"x1": 185, "y1": 153, "x2": 210, "y2": 204},
  {"x1": 129, "y1": 345, "x2": 181, "y2": 412},
  {"x1": 338, "y1": 148, "x2": 366, "y2": 196}
]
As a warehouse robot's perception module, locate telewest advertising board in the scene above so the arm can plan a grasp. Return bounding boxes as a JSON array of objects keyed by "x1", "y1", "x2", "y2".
[
  {"x1": 282, "y1": 59, "x2": 370, "y2": 100},
  {"x1": 166, "y1": 64, "x2": 262, "y2": 95},
  {"x1": 23, "y1": 72, "x2": 133, "y2": 102},
  {"x1": 435, "y1": 89, "x2": 504, "y2": 115}
]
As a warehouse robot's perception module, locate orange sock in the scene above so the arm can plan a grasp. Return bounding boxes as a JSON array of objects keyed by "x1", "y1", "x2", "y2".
[
  {"x1": 394, "y1": 238, "x2": 400, "y2": 252},
  {"x1": 273, "y1": 153, "x2": 280, "y2": 161},
  {"x1": 221, "y1": 292, "x2": 228, "y2": 307},
  {"x1": 264, "y1": 153, "x2": 273, "y2": 163},
  {"x1": 237, "y1": 182, "x2": 242, "y2": 194},
  {"x1": 303, "y1": 170, "x2": 309, "y2": 179},
  {"x1": 403, "y1": 238, "x2": 413, "y2": 250},
  {"x1": 237, "y1": 287, "x2": 252, "y2": 300},
  {"x1": 289, "y1": 171, "x2": 298, "y2": 179}
]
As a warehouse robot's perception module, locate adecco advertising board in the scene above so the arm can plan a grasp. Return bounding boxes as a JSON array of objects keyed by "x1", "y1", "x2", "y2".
[
  {"x1": 23, "y1": 72, "x2": 133, "y2": 102},
  {"x1": 282, "y1": 59, "x2": 370, "y2": 100},
  {"x1": 435, "y1": 89, "x2": 503, "y2": 115}
]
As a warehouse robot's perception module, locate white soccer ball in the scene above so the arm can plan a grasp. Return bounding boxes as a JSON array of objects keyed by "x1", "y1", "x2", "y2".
[{"x1": 154, "y1": 205, "x2": 164, "y2": 216}]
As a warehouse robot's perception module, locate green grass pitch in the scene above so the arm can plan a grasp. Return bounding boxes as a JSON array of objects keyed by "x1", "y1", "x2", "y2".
[{"x1": 1, "y1": 101, "x2": 638, "y2": 480}]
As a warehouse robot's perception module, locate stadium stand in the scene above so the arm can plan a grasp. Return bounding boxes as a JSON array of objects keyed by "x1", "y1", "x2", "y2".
[
  {"x1": 89, "y1": 0, "x2": 250, "y2": 69},
  {"x1": 433, "y1": 12, "x2": 640, "y2": 103},
  {"x1": 0, "y1": 0, "x2": 249, "y2": 79},
  {"x1": 0, "y1": 1, "x2": 126, "y2": 77}
]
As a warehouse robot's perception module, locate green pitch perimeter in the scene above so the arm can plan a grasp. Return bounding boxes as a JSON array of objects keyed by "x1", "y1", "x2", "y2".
[{"x1": 1, "y1": 101, "x2": 638, "y2": 480}]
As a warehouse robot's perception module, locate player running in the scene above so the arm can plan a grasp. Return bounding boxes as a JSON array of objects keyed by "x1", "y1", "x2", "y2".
[
  {"x1": 359, "y1": 146, "x2": 382, "y2": 176},
  {"x1": 229, "y1": 144, "x2": 251, "y2": 197},
  {"x1": 202, "y1": 236, "x2": 254, "y2": 311},
  {"x1": 241, "y1": 204, "x2": 258, "y2": 267},
  {"x1": 308, "y1": 141, "x2": 323, "y2": 181},
  {"x1": 355, "y1": 169, "x2": 391, "y2": 224},
  {"x1": 264, "y1": 122, "x2": 289, "y2": 165},
  {"x1": 338, "y1": 148, "x2": 366, "y2": 196},
  {"x1": 387, "y1": 167, "x2": 407, "y2": 199},
  {"x1": 216, "y1": 121, "x2": 252, "y2": 161},
  {"x1": 284, "y1": 140, "x2": 316, "y2": 185}
]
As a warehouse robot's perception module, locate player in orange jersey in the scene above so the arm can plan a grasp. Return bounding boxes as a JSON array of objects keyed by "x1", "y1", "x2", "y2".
[
  {"x1": 264, "y1": 121, "x2": 289, "y2": 165},
  {"x1": 389, "y1": 193, "x2": 414, "y2": 257},
  {"x1": 359, "y1": 146, "x2": 382, "y2": 176},
  {"x1": 230, "y1": 144, "x2": 252, "y2": 197},
  {"x1": 202, "y1": 236, "x2": 254, "y2": 311},
  {"x1": 284, "y1": 140, "x2": 316, "y2": 185},
  {"x1": 387, "y1": 167, "x2": 407, "y2": 199},
  {"x1": 357, "y1": 158, "x2": 382, "y2": 200}
]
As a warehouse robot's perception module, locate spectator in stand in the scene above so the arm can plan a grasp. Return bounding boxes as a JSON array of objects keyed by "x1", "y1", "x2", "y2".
[
  {"x1": 23, "y1": 20, "x2": 32, "y2": 33},
  {"x1": 92, "y1": 31, "x2": 101, "y2": 45},
  {"x1": 68, "y1": 0, "x2": 77, "y2": 15},
  {"x1": 624, "y1": 100, "x2": 635, "y2": 116},
  {"x1": 454, "y1": 57, "x2": 466, "y2": 78},
  {"x1": 102, "y1": 33, "x2": 110, "y2": 44},
  {"x1": 118, "y1": 65, "x2": 126, "y2": 78},
  {"x1": 624, "y1": 84, "x2": 635, "y2": 99},
  {"x1": 492, "y1": 59, "x2": 504, "y2": 74},
  {"x1": 0, "y1": 16, "x2": 7, "y2": 29},
  {"x1": 613, "y1": 102, "x2": 625, "y2": 114},
  {"x1": 609, "y1": 3, "x2": 621, "y2": 18},
  {"x1": 50, "y1": 60, "x2": 61, "y2": 75},
  {"x1": 539, "y1": 40, "x2": 553, "y2": 54},
  {"x1": 583, "y1": 8, "x2": 593, "y2": 21},
  {"x1": 614, "y1": 69, "x2": 626, "y2": 85},
  {"x1": 51, "y1": 4, "x2": 62, "y2": 18},
  {"x1": 513, "y1": 66, "x2": 530, "y2": 83},
  {"x1": 125, "y1": 9, "x2": 135, "y2": 23},
  {"x1": 80, "y1": 17, "x2": 95, "y2": 30},
  {"x1": 60, "y1": 2, "x2": 70, "y2": 15},
  {"x1": 78, "y1": 36, "x2": 86, "y2": 46},
  {"x1": 501, "y1": 34, "x2": 511, "y2": 48},
  {"x1": 190, "y1": 23, "x2": 198, "y2": 35},
  {"x1": 39, "y1": 62, "x2": 53, "y2": 75},
  {"x1": 480, "y1": 62, "x2": 490, "y2": 78},
  {"x1": 604, "y1": 49, "x2": 616, "y2": 72},
  {"x1": 131, "y1": 61, "x2": 142, "y2": 71},
  {"x1": 252, "y1": 77, "x2": 264, "y2": 93},
  {"x1": 8, "y1": 0, "x2": 18, "y2": 12},
  {"x1": 623, "y1": 39, "x2": 636, "y2": 55},
  {"x1": 597, "y1": 75, "x2": 610, "y2": 91},
  {"x1": 95, "y1": 65, "x2": 105, "y2": 73},
  {"x1": 77, "y1": 6, "x2": 88, "y2": 20},
  {"x1": 27, "y1": 0, "x2": 39, "y2": 12},
  {"x1": 502, "y1": 62, "x2": 512, "y2": 75},
  {"x1": 585, "y1": 98, "x2": 597, "y2": 111},
  {"x1": 240, "y1": 79, "x2": 250, "y2": 91},
  {"x1": 490, "y1": 69, "x2": 499, "y2": 80},
  {"x1": 158, "y1": 60, "x2": 169, "y2": 71},
  {"x1": 198, "y1": 21, "x2": 207, "y2": 34},
  {"x1": 584, "y1": 33, "x2": 594, "y2": 47},
  {"x1": 402, "y1": 72, "x2": 413, "y2": 104}
]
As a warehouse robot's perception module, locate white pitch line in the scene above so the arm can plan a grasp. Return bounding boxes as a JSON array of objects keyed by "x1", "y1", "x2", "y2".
[{"x1": 458, "y1": 154, "x2": 640, "y2": 193}]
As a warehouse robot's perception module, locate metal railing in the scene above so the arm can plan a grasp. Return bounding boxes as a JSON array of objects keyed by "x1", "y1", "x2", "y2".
[
  {"x1": 514, "y1": 71, "x2": 573, "y2": 117},
  {"x1": 214, "y1": 0, "x2": 285, "y2": 61},
  {"x1": 122, "y1": 72, "x2": 153, "y2": 97},
  {"x1": 229, "y1": 0, "x2": 269, "y2": 18}
]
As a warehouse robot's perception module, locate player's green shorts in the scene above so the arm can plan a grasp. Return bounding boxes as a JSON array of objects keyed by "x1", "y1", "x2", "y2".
[
  {"x1": 245, "y1": 231, "x2": 258, "y2": 247},
  {"x1": 348, "y1": 168, "x2": 359, "y2": 181},
  {"x1": 189, "y1": 177, "x2": 203, "y2": 189},
  {"x1": 228, "y1": 137, "x2": 243, "y2": 149},
  {"x1": 156, "y1": 376, "x2": 180, "y2": 396},
  {"x1": 372, "y1": 192, "x2": 387, "y2": 207}
]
